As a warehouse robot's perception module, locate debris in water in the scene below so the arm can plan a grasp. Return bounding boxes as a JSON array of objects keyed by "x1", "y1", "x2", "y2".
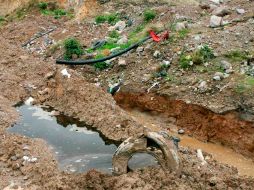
[{"x1": 25, "y1": 97, "x2": 34, "y2": 105}]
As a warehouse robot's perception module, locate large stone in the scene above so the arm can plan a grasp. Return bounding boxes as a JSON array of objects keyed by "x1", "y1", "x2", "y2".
[
  {"x1": 212, "y1": 6, "x2": 230, "y2": 17},
  {"x1": 114, "y1": 21, "x2": 126, "y2": 32},
  {"x1": 210, "y1": 15, "x2": 223, "y2": 28},
  {"x1": 220, "y1": 60, "x2": 232, "y2": 70}
]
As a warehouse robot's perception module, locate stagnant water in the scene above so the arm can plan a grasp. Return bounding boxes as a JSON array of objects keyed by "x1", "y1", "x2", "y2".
[
  {"x1": 126, "y1": 109, "x2": 254, "y2": 177},
  {"x1": 8, "y1": 105, "x2": 158, "y2": 173}
]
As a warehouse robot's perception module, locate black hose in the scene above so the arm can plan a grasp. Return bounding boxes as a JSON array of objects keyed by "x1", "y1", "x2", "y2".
[{"x1": 56, "y1": 35, "x2": 151, "y2": 65}]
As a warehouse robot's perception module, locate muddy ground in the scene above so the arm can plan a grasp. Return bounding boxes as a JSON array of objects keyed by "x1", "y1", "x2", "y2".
[{"x1": 0, "y1": 0, "x2": 254, "y2": 189}]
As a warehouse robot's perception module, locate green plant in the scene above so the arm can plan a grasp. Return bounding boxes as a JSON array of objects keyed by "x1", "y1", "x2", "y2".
[
  {"x1": 144, "y1": 9, "x2": 156, "y2": 22},
  {"x1": 154, "y1": 62, "x2": 171, "y2": 78},
  {"x1": 63, "y1": 38, "x2": 84, "y2": 60},
  {"x1": 38, "y1": 2, "x2": 48, "y2": 10},
  {"x1": 0, "y1": 16, "x2": 5, "y2": 26},
  {"x1": 199, "y1": 45, "x2": 215, "y2": 61},
  {"x1": 108, "y1": 30, "x2": 120, "y2": 39},
  {"x1": 178, "y1": 28, "x2": 190, "y2": 39},
  {"x1": 95, "y1": 13, "x2": 120, "y2": 25},
  {"x1": 235, "y1": 77, "x2": 254, "y2": 94},
  {"x1": 179, "y1": 54, "x2": 192, "y2": 69},
  {"x1": 93, "y1": 54, "x2": 109, "y2": 70},
  {"x1": 225, "y1": 50, "x2": 249, "y2": 62}
]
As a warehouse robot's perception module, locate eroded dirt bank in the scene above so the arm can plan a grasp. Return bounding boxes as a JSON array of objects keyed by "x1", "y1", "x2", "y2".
[{"x1": 114, "y1": 90, "x2": 254, "y2": 159}]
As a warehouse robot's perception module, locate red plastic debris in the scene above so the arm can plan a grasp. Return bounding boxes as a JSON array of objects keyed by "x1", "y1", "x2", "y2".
[
  {"x1": 149, "y1": 30, "x2": 170, "y2": 42},
  {"x1": 161, "y1": 31, "x2": 169, "y2": 40},
  {"x1": 149, "y1": 30, "x2": 161, "y2": 42}
]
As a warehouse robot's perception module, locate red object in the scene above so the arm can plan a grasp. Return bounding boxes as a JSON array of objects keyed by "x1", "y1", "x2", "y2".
[
  {"x1": 149, "y1": 30, "x2": 161, "y2": 42},
  {"x1": 161, "y1": 31, "x2": 169, "y2": 40}
]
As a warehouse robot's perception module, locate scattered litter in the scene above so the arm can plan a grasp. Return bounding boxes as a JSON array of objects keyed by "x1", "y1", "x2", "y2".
[
  {"x1": 61, "y1": 69, "x2": 71, "y2": 78},
  {"x1": 147, "y1": 82, "x2": 159, "y2": 93},
  {"x1": 23, "y1": 156, "x2": 38, "y2": 163},
  {"x1": 25, "y1": 97, "x2": 34, "y2": 105}
]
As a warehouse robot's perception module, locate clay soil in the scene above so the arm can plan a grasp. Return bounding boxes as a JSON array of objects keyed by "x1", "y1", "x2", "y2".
[{"x1": 0, "y1": 0, "x2": 254, "y2": 189}]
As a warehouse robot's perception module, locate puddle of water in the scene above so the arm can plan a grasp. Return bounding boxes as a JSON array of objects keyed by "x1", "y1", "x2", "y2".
[
  {"x1": 8, "y1": 105, "x2": 158, "y2": 173},
  {"x1": 126, "y1": 109, "x2": 254, "y2": 177}
]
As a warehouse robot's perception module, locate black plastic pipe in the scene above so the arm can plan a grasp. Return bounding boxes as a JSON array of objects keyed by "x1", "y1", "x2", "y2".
[{"x1": 56, "y1": 35, "x2": 151, "y2": 65}]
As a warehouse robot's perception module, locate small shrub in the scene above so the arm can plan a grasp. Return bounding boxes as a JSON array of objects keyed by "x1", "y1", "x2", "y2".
[
  {"x1": 95, "y1": 13, "x2": 119, "y2": 25},
  {"x1": 235, "y1": 77, "x2": 254, "y2": 94},
  {"x1": 107, "y1": 13, "x2": 120, "y2": 25},
  {"x1": 95, "y1": 15, "x2": 107, "y2": 24},
  {"x1": 144, "y1": 9, "x2": 156, "y2": 22},
  {"x1": 178, "y1": 28, "x2": 190, "y2": 39},
  {"x1": 94, "y1": 62, "x2": 109, "y2": 71},
  {"x1": 179, "y1": 54, "x2": 192, "y2": 69},
  {"x1": 109, "y1": 30, "x2": 120, "y2": 39},
  {"x1": 225, "y1": 50, "x2": 249, "y2": 62},
  {"x1": 38, "y1": 2, "x2": 48, "y2": 10},
  {"x1": 64, "y1": 38, "x2": 83, "y2": 60},
  {"x1": 199, "y1": 45, "x2": 214, "y2": 61}
]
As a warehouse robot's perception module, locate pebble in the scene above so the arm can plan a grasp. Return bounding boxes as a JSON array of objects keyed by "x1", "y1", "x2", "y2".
[
  {"x1": 136, "y1": 46, "x2": 144, "y2": 53},
  {"x1": 198, "y1": 81, "x2": 208, "y2": 92},
  {"x1": 178, "y1": 129, "x2": 185, "y2": 134},
  {"x1": 213, "y1": 72, "x2": 224, "y2": 81},
  {"x1": 118, "y1": 59, "x2": 127, "y2": 66},
  {"x1": 153, "y1": 50, "x2": 161, "y2": 58},
  {"x1": 175, "y1": 22, "x2": 186, "y2": 31},
  {"x1": 220, "y1": 60, "x2": 232, "y2": 70},
  {"x1": 117, "y1": 35, "x2": 128, "y2": 45},
  {"x1": 236, "y1": 8, "x2": 245, "y2": 15}
]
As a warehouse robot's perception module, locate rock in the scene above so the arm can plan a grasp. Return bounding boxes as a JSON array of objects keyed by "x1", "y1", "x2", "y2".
[
  {"x1": 175, "y1": 22, "x2": 186, "y2": 31},
  {"x1": 10, "y1": 156, "x2": 18, "y2": 161},
  {"x1": 209, "y1": 176, "x2": 218, "y2": 186},
  {"x1": 220, "y1": 60, "x2": 232, "y2": 70},
  {"x1": 114, "y1": 21, "x2": 126, "y2": 32},
  {"x1": 213, "y1": 75, "x2": 221, "y2": 81},
  {"x1": 38, "y1": 88, "x2": 50, "y2": 95},
  {"x1": 136, "y1": 46, "x2": 144, "y2": 53},
  {"x1": 117, "y1": 36, "x2": 128, "y2": 45},
  {"x1": 153, "y1": 50, "x2": 161, "y2": 58},
  {"x1": 45, "y1": 71, "x2": 55, "y2": 80},
  {"x1": 210, "y1": 15, "x2": 223, "y2": 27},
  {"x1": 212, "y1": 6, "x2": 230, "y2": 17},
  {"x1": 236, "y1": 8, "x2": 245, "y2": 14},
  {"x1": 178, "y1": 129, "x2": 185, "y2": 134},
  {"x1": 210, "y1": 0, "x2": 220, "y2": 5},
  {"x1": 118, "y1": 59, "x2": 127, "y2": 66},
  {"x1": 213, "y1": 72, "x2": 224, "y2": 80},
  {"x1": 198, "y1": 81, "x2": 208, "y2": 91},
  {"x1": 162, "y1": 60, "x2": 171, "y2": 67}
]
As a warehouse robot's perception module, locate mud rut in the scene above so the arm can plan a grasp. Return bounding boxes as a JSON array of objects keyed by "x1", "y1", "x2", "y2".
[{"x1": 113, "y1": 90, "x2": 254, "y2": 174}]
